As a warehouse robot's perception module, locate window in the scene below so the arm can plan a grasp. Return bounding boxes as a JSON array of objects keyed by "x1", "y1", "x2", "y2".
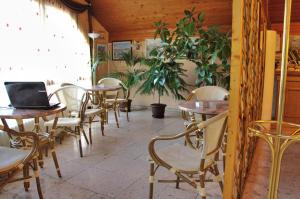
[{"x1": 0, "y1": 0, "x2": 90, "y2": 105}]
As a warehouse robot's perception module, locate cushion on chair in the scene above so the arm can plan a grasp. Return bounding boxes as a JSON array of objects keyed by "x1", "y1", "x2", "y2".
[
  {"x1": 105, "y1": 98, "x2": 127, "y2": 103},
  {"x1": 0, "y1": 146, "x2": 29, "y2": 173},
  {"x1": 84, "y1": 108, "x2": 104, "y2": 116},
  {"x1": 44, "y1": 118, "x2": 80, "y2": 127},
  {"x1": 156, "y1": 143, "x2": 213, "y2": 172}
]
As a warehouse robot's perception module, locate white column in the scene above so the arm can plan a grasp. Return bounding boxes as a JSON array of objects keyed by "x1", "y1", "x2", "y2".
[{"x1": 261, "y1": 30, "x2": 277, "y2": 120}]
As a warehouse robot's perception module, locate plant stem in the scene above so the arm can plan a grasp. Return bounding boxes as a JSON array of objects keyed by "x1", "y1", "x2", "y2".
[{"x1": 158, "y1": 93, "x2": 160, "y2": 104}]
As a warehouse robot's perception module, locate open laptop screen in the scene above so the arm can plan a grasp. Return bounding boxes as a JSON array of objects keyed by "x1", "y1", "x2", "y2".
[{"x1": 4, "y1": 82, "x2": 51, "y2": 108}]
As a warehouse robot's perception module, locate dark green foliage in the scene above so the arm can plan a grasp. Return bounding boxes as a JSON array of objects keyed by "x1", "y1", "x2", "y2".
[
  {"x1": 160, "y1": 8, "x2": 231, "y2": 89},
  {"x1": 138, "y1": 58, "x2": 188, "y2": 104},
  {"x1": 137, "y1": 18, "x2": 189, "y2": 104}
]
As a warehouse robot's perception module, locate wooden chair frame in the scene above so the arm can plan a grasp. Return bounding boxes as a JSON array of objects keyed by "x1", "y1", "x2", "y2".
[
  {"x1": 148, "y1": 112, "x2": 228, "y2": 199},
  {"x1": 0, "y1": 124, "x2": 43, "y2": 199}
]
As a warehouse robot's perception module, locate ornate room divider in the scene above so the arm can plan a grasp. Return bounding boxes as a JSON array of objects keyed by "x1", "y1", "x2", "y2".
[{"x1": 223, "y1": 0, "x2": 268, "y2": 198}]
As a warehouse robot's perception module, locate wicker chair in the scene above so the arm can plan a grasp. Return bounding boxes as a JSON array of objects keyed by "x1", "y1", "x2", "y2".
[
  {"x1": 148, "y1": 111, "x2": 228, "y2": 199},
  {"x1": 98, "y1": 78, "x2": 130, "y2": 128},
  {"x1": 61, "y1": 83, "x2": 105, "y2": 144},
  {"x1": 182, "y1": 86, "x2": 229, "y2": 123},
  {"x1": 0, "y1": 126, "x2": 43, "y2": 199},
  {"x1": 182, "y1": 86, "x2": 229, "y2": 169},
  {"x1": 44, "y1": 86, "x2": 89, "y2": 157}
]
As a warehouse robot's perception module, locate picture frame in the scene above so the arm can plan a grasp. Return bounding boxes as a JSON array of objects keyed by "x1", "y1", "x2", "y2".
[
  {"x1": 97, "y1": 44, "x2": 107, "y2": 59},
  {"x1": 112, "y1": 40, "x2": 132, "y2": 60},
  {"x1": 145, "y1": 39, "x2": 162, "y2": 58}
]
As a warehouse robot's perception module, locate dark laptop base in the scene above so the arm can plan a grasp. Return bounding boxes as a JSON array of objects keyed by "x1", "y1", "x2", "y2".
[{"x1": 12, "y1": 103, "x2": 60, "y2": 110}]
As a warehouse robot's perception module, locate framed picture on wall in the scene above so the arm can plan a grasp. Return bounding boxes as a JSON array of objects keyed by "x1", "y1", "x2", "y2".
[
  {"x1": 112, "y1": 40, "x2": 132, "y2": 60},
  {"x1": 145, "y1": 39, "x2": 162, "y2": 58},
  {"x1": 97, "y1": 44, "x2": 107, "y2": 60}
]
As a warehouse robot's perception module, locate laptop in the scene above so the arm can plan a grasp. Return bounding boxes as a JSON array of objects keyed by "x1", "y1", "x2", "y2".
[{"x1": 4, "y1": 82, "x2": 60, "y2": 109}]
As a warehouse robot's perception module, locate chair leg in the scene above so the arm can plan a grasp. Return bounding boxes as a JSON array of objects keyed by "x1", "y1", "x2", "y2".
[
  {"x1": 126, "y1": 106, "x2": 129, "y2": 122},
  {"x1": 199, "y1": 172, "x2": 206, "y2": 199},
  {"x1": 114, "y1": 106, "x2": 120, "y2": 128},
  {"x1": 38, "y1": 148, "x2": 44, "y2": 168},
  {"x1": 23, "y1": 164, "x2": 30, "y2": 191},
  {"x1": 50, "y1": 141, "x2": 62, "y2": 178},
  {"x1": 82, "y1": 128, "x2": 89, "y2": 145},
  {"x1": 77, "y1": 126, "x2": 83, "y2": 157},
  {"x1": 175, "y1": 176, "x2": 180, "y2": 189},
  {"x1": 106, "y1": 109, "x2": 109, "y2": 124},
  {"x1": 149, "y1": 161, "x2": 155, "y2": 199},
  {"x1": 88, "y1": 117, "x2": 92, "y2": 144},
  {"x1": 45, "y1": 147, "x2": 48, "y2": 157},
  {"x1": 100, "y1": 113, "x2": 105, "y2": 136},
  {"x1": 213, "y1": 163, "x2": 223, "y2": 192},
  {"x1": 33, "y1": 158, "x2": 43, "y2": 199}
]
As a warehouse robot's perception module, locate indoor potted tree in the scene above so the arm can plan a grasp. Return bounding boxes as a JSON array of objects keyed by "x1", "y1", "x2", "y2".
[
  {"x1": 137, "y1": 21, "x2": 188, "y2": 118},
  {"x1": 109, "y1": 51, "x2": 144, "y2": 112}
]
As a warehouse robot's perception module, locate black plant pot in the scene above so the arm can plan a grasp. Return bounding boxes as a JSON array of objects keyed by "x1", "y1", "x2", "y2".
[
  {"x1": 151, "y1": 103, "x2": 167, "y2": 118},
  {"x1": 119, "y1": 99, "x2": 132, "y2": 112}
]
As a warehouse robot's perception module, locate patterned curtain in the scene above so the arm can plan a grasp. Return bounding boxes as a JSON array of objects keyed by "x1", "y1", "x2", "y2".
[{"x1": 0, "y1": 0, "x2": 91, "y2": 105}]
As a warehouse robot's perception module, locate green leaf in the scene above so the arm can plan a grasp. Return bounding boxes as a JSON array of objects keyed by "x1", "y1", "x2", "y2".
[
  {"x1": 184, "y1": 10, "x2": 192, "y2": 17},
  {"x1": 198, "y1": 12, "x2": 205, "y2": 23}
]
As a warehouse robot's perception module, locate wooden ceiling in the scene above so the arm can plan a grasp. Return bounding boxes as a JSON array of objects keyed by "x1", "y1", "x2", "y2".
[
  {"x1": 89, "y1": 0, "x2": 300, "y2": 41},
  {"x1": 91, "y1": 0, "x2": 232, "y2": 41}
]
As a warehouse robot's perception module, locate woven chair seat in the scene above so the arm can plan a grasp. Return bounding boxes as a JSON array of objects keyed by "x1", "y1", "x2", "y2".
[
  {"x1": 44, "y1": 118, "x2": 80, "y2": 127},
  {"x1": 0, "y1": 146, "x2": 29, "y2": 173},
  {"x1": 84, "y1": 108, "x2": 105, "y2": 116},
  {"x1": 156, "y1": 143, "x2": 213, "y2": 172},
  {"x1": 105, "y1": 98, "x2": 127, "y2": 103}
]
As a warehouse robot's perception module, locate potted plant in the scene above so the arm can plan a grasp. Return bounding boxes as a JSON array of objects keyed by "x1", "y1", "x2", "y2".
[
  {"x1": 109, "y1": 51, "x2": 144, "y2": 112},
  {"x1": 137, "y1": 21, "x2": 188, "y2": 118}
]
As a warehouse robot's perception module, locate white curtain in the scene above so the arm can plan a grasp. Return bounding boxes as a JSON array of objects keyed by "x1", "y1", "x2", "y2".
[{"x1": 0, "y1": 0, "x2": 90, "y2": 106}]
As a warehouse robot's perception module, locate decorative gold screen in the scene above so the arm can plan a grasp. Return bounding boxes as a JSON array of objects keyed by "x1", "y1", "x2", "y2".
[{"x1": 224, "y1": 0, "x2": 267, "y2": 198}]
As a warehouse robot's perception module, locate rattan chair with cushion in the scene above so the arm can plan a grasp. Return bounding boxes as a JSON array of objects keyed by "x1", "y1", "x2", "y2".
[
  {"x1": 98, "y1": 78, "x2": 130, "y2": 128},
  {"x1": 148, "y1": 111, "x2": 228, "y2": 199},
  {"x1": 44, "y1": 86, "x2": 89, "y2": 157},
  {"x1": 182, "y1": 86, "x2": 229, "y2": 123},
  {"x1": 182, "y1": 86, "x2": 229, "y2": 169},
  {"x1": 61, "y1": 83, "x2": 105, "y2": 144},
  {"x1": 0, "y1": 125, "x2": 43, "y2": 199}
]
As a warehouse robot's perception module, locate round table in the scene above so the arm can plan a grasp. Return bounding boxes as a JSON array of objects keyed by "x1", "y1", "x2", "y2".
[
  {"x1": 179, "y1": 100, "x2": 229, "y2": 121},
  {"x1": 80, "y1": 85, "x2": 123, "y2": 124},
  {"x1": 178, "y1": 100, "x2": 229, "y2": 116}
]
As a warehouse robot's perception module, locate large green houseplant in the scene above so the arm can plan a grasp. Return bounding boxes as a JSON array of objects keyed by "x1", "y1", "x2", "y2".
[
  {"x1": 138, "y1": 22, "x2": 188, "y2": 118},
  {"x1": 109, "y1": 51, "x2": 144, "y2": 111}
]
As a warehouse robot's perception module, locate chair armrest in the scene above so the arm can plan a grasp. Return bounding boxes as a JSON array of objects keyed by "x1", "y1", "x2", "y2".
[
  {"x1": 148, "y1": 125, "x2": 199, "y2": 165},
  {"x1": 0, "y1": 125, "x2": 39, "y2": 166}
]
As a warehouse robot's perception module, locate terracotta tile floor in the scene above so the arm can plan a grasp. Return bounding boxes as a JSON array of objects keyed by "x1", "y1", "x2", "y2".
[
  {"x1": 243, "y1": 139, "x2": 300, "y2": 199},
  {"x1": 1, "y1": 109, "x2": 223, "y2": 199}
]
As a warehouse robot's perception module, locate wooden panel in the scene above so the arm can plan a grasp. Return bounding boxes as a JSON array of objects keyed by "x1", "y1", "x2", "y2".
[
  {"x1": 224, "y1": 0, "x2": 267, "y2": 198},
  {"x1": 272, "y1": 22, "x2": 300, "y2": 35},
  {"x1": 275, "y1": 71, "x2": 300, "y2": 123},
  {"x1": 109, "y1": 25, "x2": 231, "y2": 42},
  {"x1": 269, "y1": 0, "x2": 300, "y2": 23},
  {"x1": 91, "y1": 0, "x2": 232, "y2": 40}
]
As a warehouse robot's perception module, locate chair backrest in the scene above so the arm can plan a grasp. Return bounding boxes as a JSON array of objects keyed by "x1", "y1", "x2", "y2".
[
  {"x1": 98, "y1": 77, "x2": 127, "y2": 98},
  {"x1": 61, "y1": 82, "x2": 75, "y2": 87},
  {"x1": 198, "y1": 111, "x2": 228, "y2": 159},
  {"x1": 192, "y1": 86, "x2": 229, "y2": 101},
  {"x1": 50, "y1": 86, "x2": 88, "y2": 118}
]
